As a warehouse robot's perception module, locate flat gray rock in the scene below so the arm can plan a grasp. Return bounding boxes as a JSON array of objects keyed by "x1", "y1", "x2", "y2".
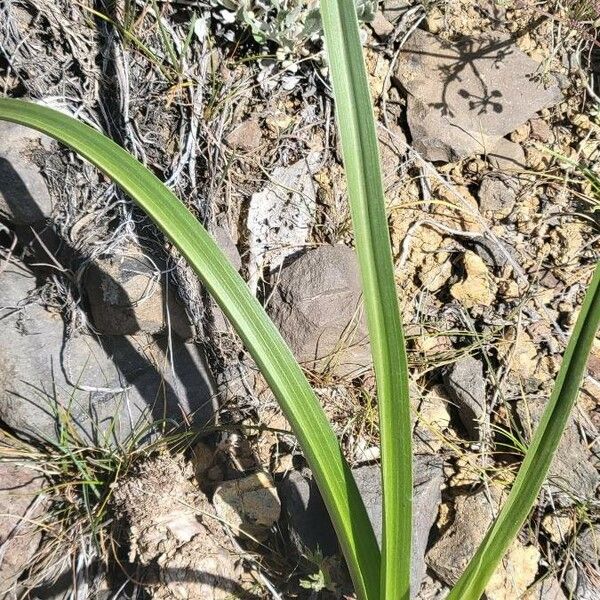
[
  {"x1": 0, "y1": 259, "x2": 216, "y2": 444},
  {"x1": 395, "y1": 30, "x2": 562, "y2": 162},
  {"x1": 0, "y1": 122, "x2": 54, "y2": 225},
  {"x1": 0, "y1": 448, "x2": 45, "y2": 597},
  {"x1": 268, "y1": 245, "x2": 371, "y2": 377},
  {"x1": 278, "y1": 455, "x2": 443, "y2": 596},
  {"x1": 516, "y1": 398, "x2": 599, "y2": 506},
  {"x1": 353, "y1": 455, "x2": 443, "y2": 597}
]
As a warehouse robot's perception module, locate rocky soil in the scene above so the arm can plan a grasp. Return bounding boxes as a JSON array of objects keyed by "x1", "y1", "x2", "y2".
[{"x1": 0, "y1": 0, "x2": 599, "y2": 598}]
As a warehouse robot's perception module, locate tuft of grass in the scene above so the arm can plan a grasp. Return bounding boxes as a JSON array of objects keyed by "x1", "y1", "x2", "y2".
[{"x1": 1, "y1": 393, "x2": 193, "y2": 595}]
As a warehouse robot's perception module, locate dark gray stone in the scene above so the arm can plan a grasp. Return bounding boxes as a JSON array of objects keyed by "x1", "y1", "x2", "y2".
[
  {"x1": 279, "y1": 455, "x2": 443, "y2": 596},
  {"x1": 278, "y1": 470, "x2": 339, "y2": 557},
  {"x1": 395, "y1": 30, "x2": 562, "y2": 162},
  {"x1": 353, "y1": 455, "x2": 443, "y2": 597},
  {"x1": 444, "y1": 355, "x2": 487, "y2": 440},
  {"x1": 0, "y1": 122, "x2": 54, "y2": 225},
  {"x1": 268, "y1": 245, "x2": 371, "y2": 377},
  {"x1": 0, "y1": 259, "x2": 216, "y2": 444}
]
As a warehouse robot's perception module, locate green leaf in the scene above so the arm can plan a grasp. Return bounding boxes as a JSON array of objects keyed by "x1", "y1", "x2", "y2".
[
  {"x1": 0, "y1": 97, "x2": 380, "y2": 599},
  {"x1": 319, "y1": 1, "x2": 413, "y2": 599},
  {"x1": 448, "y1": 263, "x2": 600, "y2": 600}
]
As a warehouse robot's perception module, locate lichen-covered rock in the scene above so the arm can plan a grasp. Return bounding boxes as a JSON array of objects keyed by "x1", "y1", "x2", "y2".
[{"x1": 268, "y1": 245, "x2": 371, "y2": 376}]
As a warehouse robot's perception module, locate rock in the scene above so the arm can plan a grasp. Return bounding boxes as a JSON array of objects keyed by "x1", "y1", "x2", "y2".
[
  {"x1": 268, "y1": 245, "x2": 371, "y2": 376},
  {"x1": 278, "y1": 469, "x2": 339, "y2": 557},
  {"x1": 212, "y1": 220, "x2": 242, "y2": 272},
  {"x1": 353, "y1": 455, "x2": 443, "y2": 595},
  {"x1": 498, "y1": 330, "x2": 539, "y2": 381},
  {"x1": 213, "y1": 472, "x2": 281, "y2": 541},
  {"x1": 541, "y1": 512, "x2": 573, "y2": 543},
  {"x1": 575, "y1": 526, "x2": 600, "y2": 565},
  {"x1": 428, "y1": 489, "x2": 495, "y2": 584},
  {"x1": 444, "y1": 354, "x2": 487, "y2": 440},
  {"x1": 523, "y1": 576, "x2": 567, "y2": 600},
  {"x1": 226, "y1": 119, "x2": 263, "y2": 152},
  {"x1": 84, "y1": 246, "x2": 193, "y2": 339},
  {"x1": 379, "y1": 122, "x2": 407, "y2": 181},
  {"x1": 371, "y1": 11, "x2": 394, "y2": 37},
  {"x1": 413, "y1": 385, "x2": 452, "y2": 453},
  {"x1": 420, "y1": 259, "x2": 453, "y2": 293},
  {"x1": 450, "y1": 250, "x2": 496, "y2": 308},
  {"x1": 0, "y1": 447, "x2": 44, "y2": 598},
  {"x1": 428, "y1": 487, "x2": 540, "y2": 597},
  {"x1": 0, "y1": 122, "x2": 54, "y2": 225},
  {"x1": 478, "y1": 175, "x2": 518, "y2": 218},
  {"x1": 394, "y1": 30, "x2": 562, "y2": 162},
  {"x1": 564, "y1": 566, "x2": 599, "y2": 600},
  {"x1": 425, "y1": 6, "x2": 444, "y2": 34},
  {"x1": 529, "y1": 117, "x2": 554, "y2": 143},
  {"x1": 487, "y1": 137, "x2": 528, "y2": 172},
  {"x1": 247, "y1": 153, "x2": 320, "y2": 295},
  {"x1": 485, "y1": 542, "x2": 541, "y2": 600},
  {"x1": 416, "y1": 574, "x2": 450, "y2": 599},
  {"x1": 210, "y1": 220, "x2": 243, "y2": 332},
  {"x1": 516, "y1": 399, "x2": 599, "y2": 505},
  {"x1": 382, "y1": 0, "x2": 410, "y2": 23},
  {"x1": 279, "y1": 456, "x2": 442, "y2": 595},
  {"x1": 0, "y1": 259, "x2": 216, "y2": 444}
]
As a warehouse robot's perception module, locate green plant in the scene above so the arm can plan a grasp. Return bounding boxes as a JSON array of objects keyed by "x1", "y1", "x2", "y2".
[
  {"x1": 211, "y1": 0, "x2": 375, "y2": 60},
  {"x1": 0, "y1": 1, "x2": 599, "y2": 599}
]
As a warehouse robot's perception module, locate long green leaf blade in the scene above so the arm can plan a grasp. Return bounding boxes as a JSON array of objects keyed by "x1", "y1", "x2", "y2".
[
  {"x1": 0, "y1": 97, "x2": 381, "y2": 600},
  {"x1": 448, "y1": 264, "x2": 600, "y2": 600},
  {"x1": 319, "y1": 1, "x2": 413, "y2": 598}
]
